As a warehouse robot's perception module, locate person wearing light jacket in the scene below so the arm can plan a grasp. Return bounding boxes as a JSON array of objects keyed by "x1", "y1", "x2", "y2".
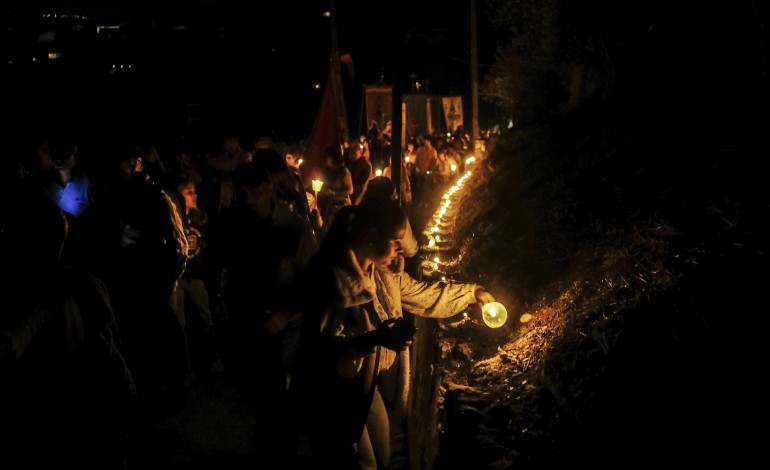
[{"x1": 289, "y1": 197, "x2": 495, "y2": 470}]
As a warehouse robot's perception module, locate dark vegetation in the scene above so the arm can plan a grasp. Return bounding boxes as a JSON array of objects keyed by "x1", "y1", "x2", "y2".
[{"x1": 431, "y1": 0, "x2": 768, "y2": 467}]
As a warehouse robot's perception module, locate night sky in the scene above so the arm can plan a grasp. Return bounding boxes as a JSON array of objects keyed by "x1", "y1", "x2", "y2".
[{"x1": 5, "y1": 1, "x2": 498, "y2": 147}]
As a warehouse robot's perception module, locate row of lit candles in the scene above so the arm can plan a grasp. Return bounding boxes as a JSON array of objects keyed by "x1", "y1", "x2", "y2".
[{"x1": 418, "y1": 166, "x2": 508, "y2": 328}]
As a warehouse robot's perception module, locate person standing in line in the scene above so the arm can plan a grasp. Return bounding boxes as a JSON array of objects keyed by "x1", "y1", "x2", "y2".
[
  {"x1": 209, "y1": 155, "x2": 319, "y2": 467},
  {"x1": 200, "y1": 129, "x2": 253, "y2": 218},
  {"x1": 317, "y1": 145, "x2": 354, "y2": 235},
  {"x1": 366, "y1": 121, "x2": 384, "y2": 169},
  {"x1": 289, "y1": 197, "x2": 496, "y2": 470},
  {"x1": 434, "y1": 149, "x2": 454, "y2": 186},
  {"x1": 382, "y1": 156, "x2": 413, "y2": 208},
  {"x1": 284, "y1": 144, "x2": 324, "y2": 237},
  {"x1": 402, "y1": 140, "x2": 417, "y2": 173},
  {"x1": 168, "y1": 176, "x2": 226, "y2": 380},
  {"x1": 107, "y1": 142, "x2": 191, "y2": 420},
  {"x1": 0, "y1": 178, "x2": 137, "y2": 470},
  {"x1": 413, "y1": 135, "x2": 438, "y2": 177},
  {"x1": 412, "y1": 135, "x2": 438, "y2": 207},
  {"x1": 348, "y1": 138, "x2": 373, "y2": 206},
  {"x1": 379, "y1": 121, "x2": 393, "y2": 170},
  {"x1": 44, "y1": 135, "x2": 117, "y2": 281}
]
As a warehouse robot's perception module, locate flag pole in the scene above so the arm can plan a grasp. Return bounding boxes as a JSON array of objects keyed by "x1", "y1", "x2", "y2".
[
  {"x1": 330, "y1": 0, "x2": 349, "y2": 148},
  {"x1": 300, "y1": 1, "x2": 349, "y2": 186}
]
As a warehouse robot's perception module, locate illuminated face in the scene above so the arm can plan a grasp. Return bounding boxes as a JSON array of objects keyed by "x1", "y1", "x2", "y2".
[
  {"x1": 285, "y1": 153, "x2": 298, "y2": 168},
  {"x1": 120, "y1": 155, "x2": 143, "y2": 176},
  {"x1": 371, "y1": 221, "x2": 407, "y2": 267},
  {"x1": 180, "y1": 182, "x2": 197, "y2": 211}
]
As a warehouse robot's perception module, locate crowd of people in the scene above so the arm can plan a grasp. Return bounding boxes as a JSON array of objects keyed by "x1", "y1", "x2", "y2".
[{"x1": 1, "y1": 123, "x2": 491, "y2": 470}]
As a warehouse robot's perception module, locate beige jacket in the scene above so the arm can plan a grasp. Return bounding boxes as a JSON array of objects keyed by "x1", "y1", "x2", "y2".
[{"x1": 329, "y1": 250, "x2": 478, "y2": 413}]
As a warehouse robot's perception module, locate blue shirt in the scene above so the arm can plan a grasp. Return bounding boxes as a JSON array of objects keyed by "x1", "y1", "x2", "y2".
[{"x1": 50, "y1": 175, "x2": 92, "y2": 217}]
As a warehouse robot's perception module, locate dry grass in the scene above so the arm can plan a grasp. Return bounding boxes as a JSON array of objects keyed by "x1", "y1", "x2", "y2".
[{"x1": 424, "y1": 129, "x2": 766, "y2": 467}]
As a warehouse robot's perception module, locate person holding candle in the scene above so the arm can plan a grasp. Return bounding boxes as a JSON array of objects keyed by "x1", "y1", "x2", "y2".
[
  {"x1": 288, "y1": 197, "x2": 495, "y2": 470},
  {"x1": 317, "y1": 145, "x2": 353, "y2": 236}
]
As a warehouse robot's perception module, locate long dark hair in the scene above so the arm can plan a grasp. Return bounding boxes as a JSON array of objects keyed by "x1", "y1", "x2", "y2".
[
  {"x1": 294, "y1": 195, "x2": 405, "y2": 313},
  {"x1": 315, "y1": 197, "x2": 406, "y2": 264}
]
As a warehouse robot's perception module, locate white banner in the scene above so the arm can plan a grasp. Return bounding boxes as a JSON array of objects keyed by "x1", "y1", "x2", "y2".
[{"x1": 442, "y1": 96, "x2": 463, "y2": 132}]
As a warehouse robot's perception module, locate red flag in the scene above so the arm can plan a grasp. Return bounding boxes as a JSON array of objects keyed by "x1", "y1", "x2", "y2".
[
  {"x1": 301, "y1": 1, "x2": 349, "y2": 187},
  {"x1": 301, "y1": 67, "x2": 342, "y2": 187}
]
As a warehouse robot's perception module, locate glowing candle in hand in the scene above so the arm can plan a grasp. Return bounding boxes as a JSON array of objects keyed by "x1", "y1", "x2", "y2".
[{"x1": 482, "y1": 302, "x2": 508, "y2": 328}]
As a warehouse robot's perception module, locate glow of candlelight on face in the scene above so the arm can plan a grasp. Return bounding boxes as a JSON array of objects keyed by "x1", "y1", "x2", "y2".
[{"x1": 482, "y1": 302, "x2": 508, "y2": 328}]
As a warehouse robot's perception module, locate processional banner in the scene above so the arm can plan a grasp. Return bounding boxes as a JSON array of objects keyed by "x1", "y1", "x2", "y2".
[{"x1": 442, "y1": 96, "x2": 464, "y2": 132}]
